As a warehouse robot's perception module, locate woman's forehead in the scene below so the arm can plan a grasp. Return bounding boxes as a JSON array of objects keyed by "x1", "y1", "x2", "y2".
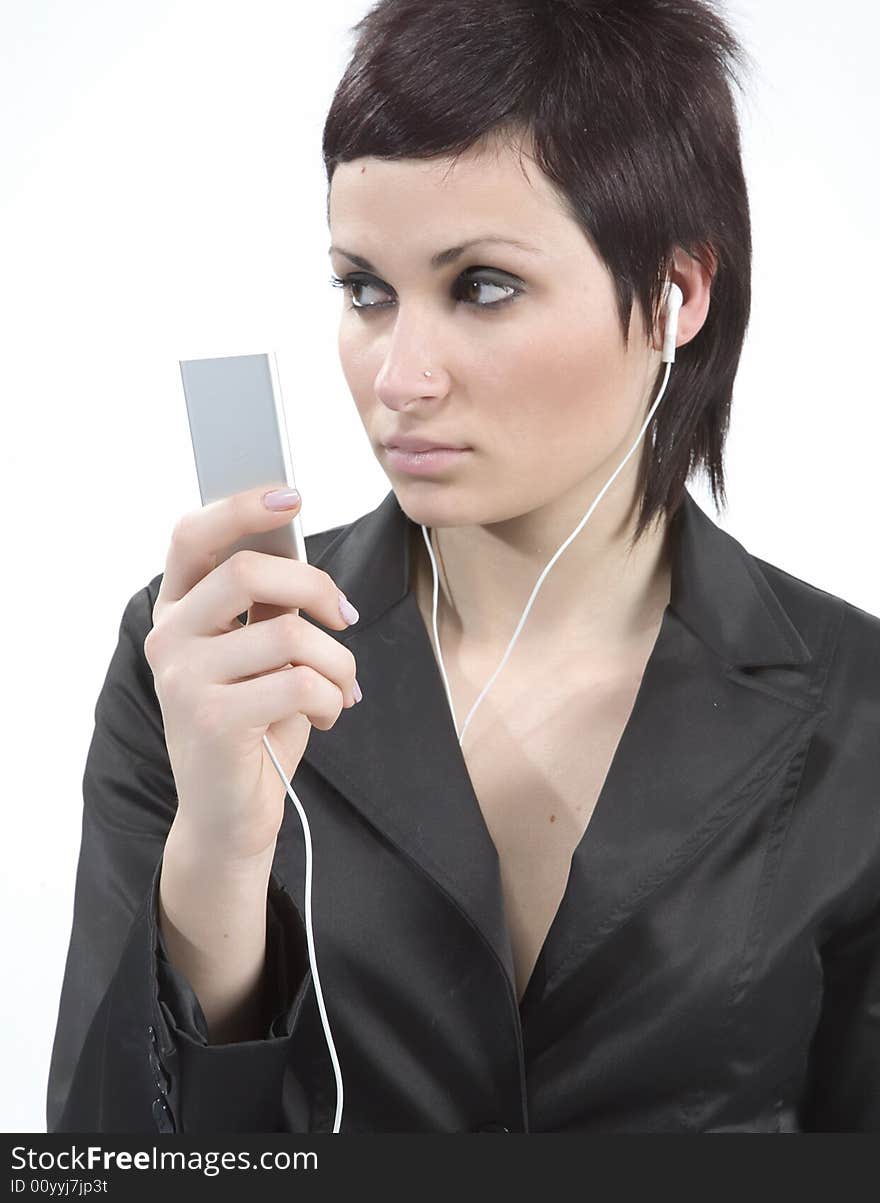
[{"x1": 328, "y1": 148, "x2": 583, "y2": 257}]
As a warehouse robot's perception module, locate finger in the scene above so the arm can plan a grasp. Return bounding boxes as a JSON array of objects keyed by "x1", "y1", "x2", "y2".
[
  {"x1": 222, "y1": 663, "x2": 345, "y2": 733},
  {"x1": 171, "y1": 551, "x2": 355, "y2": 640},
  {"x1": 153, "y1": 482, "x2": 303, "y2": 618},
  {"x1": 203, "y1": 611, "x2": 359, "y2": 707}
]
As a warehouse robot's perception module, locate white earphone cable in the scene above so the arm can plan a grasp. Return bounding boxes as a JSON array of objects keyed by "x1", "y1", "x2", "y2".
[{"x1": 261, "y1": 731, "x2": 346, "y2": 1133}]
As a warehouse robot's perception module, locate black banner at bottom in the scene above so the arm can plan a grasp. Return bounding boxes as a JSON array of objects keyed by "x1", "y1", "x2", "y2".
[{"x1": 2, "y1": 1131, "x2": 870, "y2": 1200}]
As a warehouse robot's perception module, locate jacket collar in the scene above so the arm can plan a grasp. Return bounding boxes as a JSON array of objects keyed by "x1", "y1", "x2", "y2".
[
  {"x1": 292, "y1": 486, "x2": 830, "y2": 1031},
  {"x1": 310, "y1": 485, "x2": 813, "y2": 671}
]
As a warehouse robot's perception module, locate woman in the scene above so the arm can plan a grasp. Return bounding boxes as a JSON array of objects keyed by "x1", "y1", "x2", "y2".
[{"x1": 48, "y1": 0, "x2": 879, "y2": 1133}]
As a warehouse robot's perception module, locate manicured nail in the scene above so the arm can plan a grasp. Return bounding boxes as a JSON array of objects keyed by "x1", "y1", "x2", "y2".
[
  {"x1": 353, "y1": 678, "x2": 363, "y2": 703},
  {"x1": 263, "y1": 487, "x2": 301, "y2": 510},
  {"x1": 338, "y1": 591, "x2": 360, "y2": 625}
]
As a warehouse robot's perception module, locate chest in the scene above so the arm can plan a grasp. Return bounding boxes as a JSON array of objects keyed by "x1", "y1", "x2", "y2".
[{"x1": 434, "y1": 638, "x2": 651, "y2": 1005}]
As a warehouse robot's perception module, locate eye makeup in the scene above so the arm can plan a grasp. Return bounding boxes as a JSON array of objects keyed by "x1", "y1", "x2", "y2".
[{"x1": 327, "y1": 268, "x2": 524, "y2": 311}]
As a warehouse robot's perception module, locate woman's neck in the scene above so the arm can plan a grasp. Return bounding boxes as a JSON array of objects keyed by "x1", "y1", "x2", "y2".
[{"x1": 407, "y1": 489, "x2": 673, "y2": 676}]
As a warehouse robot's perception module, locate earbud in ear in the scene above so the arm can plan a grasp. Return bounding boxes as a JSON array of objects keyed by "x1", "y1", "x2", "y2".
[{"x1": 661, "y1": 280, "x2": 684, "y2": 364}]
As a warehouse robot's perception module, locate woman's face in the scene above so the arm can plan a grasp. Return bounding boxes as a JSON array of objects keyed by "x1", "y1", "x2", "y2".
[{"x1": 327, "y1": 134, "x2": 661, "y2": 529}]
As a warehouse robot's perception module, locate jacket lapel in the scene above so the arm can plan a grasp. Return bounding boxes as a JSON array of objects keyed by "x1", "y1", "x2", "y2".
[
  {"x1": 300, "y1": 489, "x2": 517, "y2": 988},
  {"x1": 519, "y1": 494, "x2": 835, "y2": 1018},
  {"x1": 297, "y1": 487, "x2": 834, "y2": 1019}
]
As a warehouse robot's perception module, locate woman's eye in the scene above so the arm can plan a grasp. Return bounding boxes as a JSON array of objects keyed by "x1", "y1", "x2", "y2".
[
  {"x1": 328, "y1": 271, "x2": 521, "y2": 311},
  {"x1": 330, "y1": 275, "x2": 391, "y2": 309}
]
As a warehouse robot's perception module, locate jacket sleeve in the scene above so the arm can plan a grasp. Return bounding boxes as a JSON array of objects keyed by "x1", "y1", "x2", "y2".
[
  {"x1": 46, "y1": 581, "x2": 316, "y2": 1133},
  {"x1": 800, "y1": 893, "x2": 880, "y2": 1131}
]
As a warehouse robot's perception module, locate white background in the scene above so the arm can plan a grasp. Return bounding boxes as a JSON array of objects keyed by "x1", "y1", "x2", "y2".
[{"x1": 1, "y1": 0, "x2": 877, "y2": 1132}]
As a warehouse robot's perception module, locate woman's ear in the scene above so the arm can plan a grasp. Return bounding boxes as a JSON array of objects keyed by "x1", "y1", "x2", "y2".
[{"x1": 656, "y1": 243, "x2": 716, "y2": 355}]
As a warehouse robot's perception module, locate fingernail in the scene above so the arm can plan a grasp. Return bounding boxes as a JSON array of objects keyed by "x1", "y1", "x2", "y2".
[
  {"x1": 353, "y1": 678, "x2": 363, "y2": 703},
  {"x1": 263, "y1": 487, "x2": 301, "y2": 510},
  {"x1": 338, "y1": 591, "x2": 360, "y2": 625}
]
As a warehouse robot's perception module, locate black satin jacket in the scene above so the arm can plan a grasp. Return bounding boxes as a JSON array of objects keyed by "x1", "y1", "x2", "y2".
[{"x1": 46, "y1": 487, "x2": 880, "y2": 1133}]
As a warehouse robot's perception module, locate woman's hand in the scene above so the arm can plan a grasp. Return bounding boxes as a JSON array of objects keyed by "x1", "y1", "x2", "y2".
[{"x1": 144, "y1": 484, "x2": 360, "y2": 863}]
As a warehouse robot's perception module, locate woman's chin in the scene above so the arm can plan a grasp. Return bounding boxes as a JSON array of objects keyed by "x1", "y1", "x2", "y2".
[{"x1": 394, "y1": 488, "x2": 475, "y2": 532}]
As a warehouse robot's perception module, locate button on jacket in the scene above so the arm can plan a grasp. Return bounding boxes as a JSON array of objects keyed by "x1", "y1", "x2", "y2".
[{"x1": 46, "y1": 487, "x2": 880, "y2": 1133}]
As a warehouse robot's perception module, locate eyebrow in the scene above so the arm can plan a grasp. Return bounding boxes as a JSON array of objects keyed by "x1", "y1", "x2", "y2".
[{"x1": 327, "y1": 235, "x2": 542, "y2": 273}]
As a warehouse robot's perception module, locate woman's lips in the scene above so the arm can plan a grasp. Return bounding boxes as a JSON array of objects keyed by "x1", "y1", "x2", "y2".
[{"x1": 383, "y1": 446, "x2": 472, "y2": 476}]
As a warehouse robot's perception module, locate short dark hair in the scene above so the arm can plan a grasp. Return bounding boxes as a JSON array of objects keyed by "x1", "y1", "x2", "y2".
[{"x1": 322, "y1": 0, "x2": 755, "y2": 548}]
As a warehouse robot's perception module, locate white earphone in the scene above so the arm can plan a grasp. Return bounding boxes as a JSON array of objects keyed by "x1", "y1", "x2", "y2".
[{"x1": 261, "y1": 276, "x2": 684, "y2": 1133}]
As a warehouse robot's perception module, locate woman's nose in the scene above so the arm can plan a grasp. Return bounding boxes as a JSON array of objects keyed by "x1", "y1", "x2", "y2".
[{"x1": 374, "y1": 342, "x2": 446, "y2": 408}]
